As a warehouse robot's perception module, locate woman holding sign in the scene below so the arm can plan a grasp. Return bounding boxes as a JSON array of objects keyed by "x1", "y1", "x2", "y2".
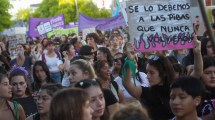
[{"x1": 122, "y1": 36, "x2": 202, "y2": 119}]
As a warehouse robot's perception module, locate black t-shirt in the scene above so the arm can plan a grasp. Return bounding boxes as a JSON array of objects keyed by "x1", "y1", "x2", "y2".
[
  {"x1": 140, "y1": 86, "x2": 174, "y2": 120},
  {"x1": 14, "y1": 96, "x2": 38, "y2": 118},
  {"x1": 103, "y1": 89, "x2": 118, "y2": 107},
  {"x1": 33, "y1": 113, "x2": 40, "y2": 120}
]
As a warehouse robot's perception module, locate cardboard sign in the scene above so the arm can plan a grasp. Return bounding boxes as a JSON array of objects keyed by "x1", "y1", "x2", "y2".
[
  {"x1": 8, "y1": 34, "x2": 26, "y2": 49},
  {"x1": 126, "y1": 0, "x2": 195, "y2": 52},
  {"x1": 82, "y1": 27, "x2": 96, "y2": 42}
]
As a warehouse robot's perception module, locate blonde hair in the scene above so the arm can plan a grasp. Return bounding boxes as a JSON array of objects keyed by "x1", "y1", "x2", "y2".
[
  {"x1": 71, "y1": 59, "x2": 97, "y2": 79},
  {"x1": 110, "y1": 101, "x2": 150, "y2": 120}
]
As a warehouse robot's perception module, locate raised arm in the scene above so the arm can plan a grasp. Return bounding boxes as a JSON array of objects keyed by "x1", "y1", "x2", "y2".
[
  {"x1": 31, "y1": 46, "x2": 39, "y2": 64},
  {"x1": 191, "y1": 35, "x2": 203, "y2": 78},
  {"x1": 122, "y1": 67, "x2": 142, "y2": 99},
  {"x1": 58, "y1": 51, "x2": 70, "y2": 72}
]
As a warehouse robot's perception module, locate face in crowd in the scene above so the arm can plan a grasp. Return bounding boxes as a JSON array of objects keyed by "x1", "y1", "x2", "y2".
[
  {"x1": 37, "y1": 89, "x2": 51, "y2": 114},
  {"x1": 10, "y1": 75, "x2": 27, "y2": 98},
  {"x1": 87, "y1": 86, "x2": 105, "y2": 118},
  {"x1": 0, "y1": 75, "x2": 12, "y2": 99}
]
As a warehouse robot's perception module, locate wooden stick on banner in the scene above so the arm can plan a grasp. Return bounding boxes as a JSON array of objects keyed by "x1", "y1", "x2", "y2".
[{"x1": 198, "y1": 0, "x2": 215, "y2": 48}]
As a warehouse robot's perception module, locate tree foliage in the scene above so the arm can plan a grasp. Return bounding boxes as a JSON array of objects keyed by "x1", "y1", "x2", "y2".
[
  {"x1": 15, "y1": 8, "x2": 33, "y2": 22},
  {"x1": 32, "y1": 0, "x2": 111, "y2": 23},
  {"x1": 0, "y1": 0, "x2": 12, "y2": 31}
]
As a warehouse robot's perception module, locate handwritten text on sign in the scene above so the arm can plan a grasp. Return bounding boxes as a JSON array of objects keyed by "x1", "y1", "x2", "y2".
[{"x1": 126, "y1": 0, "x2": 194, "y2": 52}]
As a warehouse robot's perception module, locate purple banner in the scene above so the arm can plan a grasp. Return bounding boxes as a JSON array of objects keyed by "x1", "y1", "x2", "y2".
[
  {"x1": 29, "y1": 14, "x2": 65, "y2": 37},
  {"x1": 96, "y1": 13, "x2": 126, "y2": 30},
  {"x1": 78, "y1": 13, "x2": 126, "y2": 32}
]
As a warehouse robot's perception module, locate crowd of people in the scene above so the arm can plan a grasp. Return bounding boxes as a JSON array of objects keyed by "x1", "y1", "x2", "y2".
[{"x1": 0, "y1": 26, "x2": 215, "y2": 120}]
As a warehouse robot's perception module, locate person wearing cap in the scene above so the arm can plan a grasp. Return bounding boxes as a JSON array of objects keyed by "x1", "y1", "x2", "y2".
[{"x1": 40, "y1": 41, "x2": 62, "y2": 84}]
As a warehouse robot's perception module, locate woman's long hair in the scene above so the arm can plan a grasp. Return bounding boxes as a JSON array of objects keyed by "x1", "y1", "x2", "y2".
[{"x1": 32, "y1": 61, "x2": 54, "y2": 90}]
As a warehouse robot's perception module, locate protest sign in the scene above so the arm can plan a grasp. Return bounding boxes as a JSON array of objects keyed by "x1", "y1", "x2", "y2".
[
  {"x1": 82, "y1": 27, "x2": 96, "y2": 43},
  {"x1": 127, "y1": 0, "x2": 195, "y2": 52},
  {"x1": 8, "y1": 34, "x2": 26, "y2": 49},
  {"x1": 47, "y1": 27, "x2": 78, "y2": 38},
  {"x1": 8, "y1": 36, "x2": 17, "y2": 49},
  {"x1": 29, "y1": 14, "x2": 65, "y2": 37}
]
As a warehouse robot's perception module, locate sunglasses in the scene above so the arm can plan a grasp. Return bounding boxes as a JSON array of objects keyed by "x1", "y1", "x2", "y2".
[
  {"x1": 75, "y1": 79, "x2": 97, "y2": 89},
  {"x1": 114, "y1": 57, "x2": 122, "y2": 62},
  {"x1": 148, "y1": 55, "x2": 159, "y2": 61}
]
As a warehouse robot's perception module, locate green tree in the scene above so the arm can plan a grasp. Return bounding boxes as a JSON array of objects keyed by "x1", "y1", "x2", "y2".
[
  {"x1": 0, "y1": 0, "x2": 12, "y2": 32},
  {"x1": 33, "y1": 0, "x2": 111, "y2": 23},
  {"x1": 15, "y1": 8, "x2": 33, "y2": 22}
]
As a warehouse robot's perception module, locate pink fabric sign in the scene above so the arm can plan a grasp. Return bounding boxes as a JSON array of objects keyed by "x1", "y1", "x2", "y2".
[{"x1": 126, "y1": 0, "x2": 195, "y2": 52}]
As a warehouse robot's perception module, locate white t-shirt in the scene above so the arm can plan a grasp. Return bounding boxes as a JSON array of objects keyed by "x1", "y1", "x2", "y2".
[
  {"x1": 40, "y1": 53, "x2": 60, "y2": 73},
  {"x1": 57, "y1": 59, "x2": 70, "y2": 87},
  {"x1": 114, "y1": 72, "x2": 150, "y2": 101}
]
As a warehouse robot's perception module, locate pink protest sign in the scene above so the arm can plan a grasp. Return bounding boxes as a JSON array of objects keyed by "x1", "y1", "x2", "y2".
[{"x1": 126, "y1": 0, "x2": 195, "y2": 52}]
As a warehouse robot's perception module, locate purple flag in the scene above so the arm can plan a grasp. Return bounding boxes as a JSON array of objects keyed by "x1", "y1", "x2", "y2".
[
  {"x1": 96, "y1": 13, "x2": 126, "y2": 30},
  {"x1": 78, "y1": 13, "x2": 126, "y2": 32},
  {"x1": 29, "y1": 14, "x2": 65, "y2": 37}
]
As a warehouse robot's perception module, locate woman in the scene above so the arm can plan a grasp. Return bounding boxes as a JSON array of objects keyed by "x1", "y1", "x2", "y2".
[
  {"x1": 170, "y1": 76, "x2": 204, "y2": 120},
  {"x1": 123, "y1": 53, "x2": 175, "y2": 119},
  {"x1": 41, "y1": 41, "x2": 62, "y2": 83},
  {"x1": 32, "y1": 61, "x2": 55, "y2": 92},
  {"x1": 0, "y1": 54, "x2": 11, "y2": 72},
  {"x1": 198, "y1": 56, "x2": 215, "y2": 118},
  {"x1": 70, "y1": 36, "x2": 82, "y2": 55},
  {"x1": 0, "y1": 73, "x2": 26, "y2": 120},
  {"x1": 10, "y1": 44, "x2": 38, "y2": 81},
  {"x1": 0, "y1": 41, "x2": 11, "y2": 62},
  {"x1": 201, "y1": 37, "x2": 215, "y2": 57},
  {"x1": 69, "y1": 59, "x2": 97, "y2": 86},
  {"x1": 86, "y1": 33, "x2": 101, "y2": 52},
  {"x1": 110, "y1": 102, "x2": 150, "y2": 120},
  {"x1": 60, "y1": 34, "x2": 68, "y2": 44},
  {"x1": 58, "y1": 43, "x2": 75, "y2": 87},
  {"x1": 75, "y1": 79, "x2": 107, "y2": 120},
  {"x1": 9, "y1": 66, "x2": 38, "y2": 117},
  {"x1": 41, "y1": 38, "x2": 48, "y2": 48},
  {"x1": 109, "y1": 35, "x2": 121, "y2": 56},
  {"x1": 26, "y1": 84, "x2": 63, "y2": 120},
  {"x1": 94, "y1": 60, "x2": 125, "y2": 103},
  {"x1": 69, "y1": 59, "x2": 119, "y2": 115},
  {"x1": 49, "y1": 88, "x2": 93, "y2": 120},
  {"x1": 97, "y1": 47, "x2": 114, "y2": 68}
]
